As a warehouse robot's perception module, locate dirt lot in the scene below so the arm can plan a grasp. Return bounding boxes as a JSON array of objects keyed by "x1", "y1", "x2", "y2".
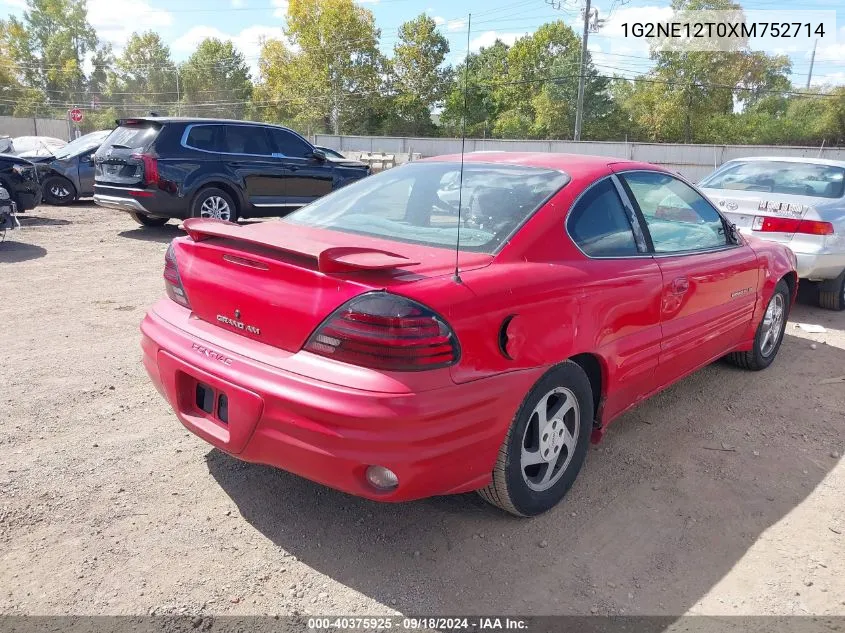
[{"x1": 1, "y1": 202, "x2": 844, "y2": 618}]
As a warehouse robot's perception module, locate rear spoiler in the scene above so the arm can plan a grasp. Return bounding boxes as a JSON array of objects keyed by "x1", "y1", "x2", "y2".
[{"x1": 181, "y1": 218, "x2": 420, "y2": 274}]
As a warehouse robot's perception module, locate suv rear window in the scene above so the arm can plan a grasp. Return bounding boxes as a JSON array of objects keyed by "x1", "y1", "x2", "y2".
[
  {"x1": 284, "y1": 161, "x2": 569, "y2": 253},
  {"x1": 102, "y1": 122, "x2": 161, "y2": 152}
]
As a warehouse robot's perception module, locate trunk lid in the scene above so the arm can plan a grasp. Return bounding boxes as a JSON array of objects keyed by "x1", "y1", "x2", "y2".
[
  {"x1": 94, "y1": 120, "x2": 162, "y2": 187},
  {"x1": 700, "y1": 187, "x2": 817, "y2": 242},
  {"x1": 174, "y1": 219, "x2": 492, "y2": 352}
]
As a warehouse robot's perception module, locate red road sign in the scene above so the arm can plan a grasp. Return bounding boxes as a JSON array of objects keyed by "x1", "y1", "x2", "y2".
[{"x1": 70, "y1": 108, "x2": 83, "y2": 123}]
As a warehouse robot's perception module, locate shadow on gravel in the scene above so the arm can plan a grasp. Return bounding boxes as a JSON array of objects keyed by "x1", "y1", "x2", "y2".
[
  {"x1": 118, "y1": 224, "x2": 183, "y2": 244},
  {"x1": 206, "y1": 313, "x2": 845, "y2": 616},
  {"x1": 17, "y1": 215, "x2": 70, "y2": 227},
  {"x1": 0, "y1": 240, "x2": 47, "y2": 263}
]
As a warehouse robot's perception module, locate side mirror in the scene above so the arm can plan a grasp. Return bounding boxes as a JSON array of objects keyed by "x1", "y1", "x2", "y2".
[{"x1": 310, "y1": 148, "x2": 327, "y2": 162}]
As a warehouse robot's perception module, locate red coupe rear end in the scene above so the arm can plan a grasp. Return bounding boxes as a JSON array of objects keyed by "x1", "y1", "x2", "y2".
[{"x1": 142, "y1": 153, "x2": 797, "y2": 516}]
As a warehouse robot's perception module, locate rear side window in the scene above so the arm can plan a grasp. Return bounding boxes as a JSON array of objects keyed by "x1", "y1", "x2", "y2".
[
  {"x1": 102, "y1": 123, "x2": 160, "y2": 152},
  {"x1": 184, "y1": 125, "x2": 225, "y2": 152},
  {"x1": 223, "y1": 125, "x2": 271, "y2": 156},
  {"x1": 621, "y1": 171, "x2": 728, "y2": 253},
  {"x1": 268, "y1": 128, "x2": 313, "y2": 158},
  {"x1": 567, "y1": 179, "x2": 639, "y2": 257}
]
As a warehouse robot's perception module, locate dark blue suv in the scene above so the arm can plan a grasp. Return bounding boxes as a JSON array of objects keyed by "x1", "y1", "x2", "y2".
[{"x1": 93, "y1": 117, "x2": 369, "y2": 227}]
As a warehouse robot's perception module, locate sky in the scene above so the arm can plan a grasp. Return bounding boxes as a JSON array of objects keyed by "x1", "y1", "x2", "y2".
[{"x1": 0, "y1": 0, "x2": 843, "y2": 89}]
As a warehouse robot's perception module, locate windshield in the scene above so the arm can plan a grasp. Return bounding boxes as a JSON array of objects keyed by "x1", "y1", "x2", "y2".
[
  {"x1": 53, "y1": 131, "x2": 110, "y2": 159},
  {"x1": 701, "y1": 160, "x2": 845, "y2": 199},
  {"x1": 283, "y1": 161, "x2": 570, "y2": 253}
]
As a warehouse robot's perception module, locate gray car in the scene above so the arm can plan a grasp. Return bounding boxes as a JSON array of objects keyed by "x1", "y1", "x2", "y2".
[
  {"x1": 33, "y1": 130, "x2": 111, "y2": 205},
  {"x1": 700, "y1": 156, "x2": 845, "y2": 310}
]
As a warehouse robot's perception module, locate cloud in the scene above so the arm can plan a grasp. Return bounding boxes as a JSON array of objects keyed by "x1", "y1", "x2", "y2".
[
  {"x1": 171, "y1": 24, "x2": 288, "y2": 79},
  {"x1": 447, "y1": 18, "x2": 467, "y2": 32},
  {"x1": 433, "y1": 16, "x2": 446, "y2": 26},
  {"x1": 231, "y1": 0, "x2": 245, "y2": 6},
  {"x1": 469, "y1": 31, "x2": 527, "y2": 51},
  {"x1": 272, "y1": 0, "x2": 288, "y2": 18},
  {"x1": 810, "y1": 70, "x2": 845, "y2": 86},
  {"x1": 87, "y1": 0, "x2": 173, "y2": 46}
]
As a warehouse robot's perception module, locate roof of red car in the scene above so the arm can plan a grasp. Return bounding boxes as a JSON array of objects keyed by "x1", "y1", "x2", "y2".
[{"x1": 422, "y1": 151, "x2": 641, "y2": 177}]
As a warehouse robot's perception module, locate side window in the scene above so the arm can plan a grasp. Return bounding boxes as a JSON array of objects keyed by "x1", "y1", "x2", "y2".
[
  {"x1": 269, "y1": 128, "x2": 313, "y2": 158},
  {"x1": 223, "y1": 125, "x2": 272, "y2": 156},
  {"x1": 567, "y1": 178, "x2": 639, "y2": 257},
  {"x1": 184, "y1": 125, "x2": 225, "y2": 152},
  {"x1": 620, "y1": 171, "x2": 729, "y2": 253}
]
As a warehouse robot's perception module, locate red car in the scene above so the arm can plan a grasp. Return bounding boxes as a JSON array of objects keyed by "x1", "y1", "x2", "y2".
[{"x1": 141, "y1": 153, "x2": 797, "y2": 516}]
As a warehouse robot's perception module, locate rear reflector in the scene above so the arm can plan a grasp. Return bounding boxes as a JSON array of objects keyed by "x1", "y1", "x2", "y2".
[
  {"x1": 304, "y1": 292, "x2": 459, "y2": 371},
  {"x1": 753, "y1": 216, "x2": 834, "y2": 236}
]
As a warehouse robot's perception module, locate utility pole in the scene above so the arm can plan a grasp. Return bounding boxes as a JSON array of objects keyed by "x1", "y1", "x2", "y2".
[
  {"x1": 806, "y1": 38, "x2": 818, "y2": 90},
  {"x1": 574, "y1": 0, "x2": 592, "y2": 141}
]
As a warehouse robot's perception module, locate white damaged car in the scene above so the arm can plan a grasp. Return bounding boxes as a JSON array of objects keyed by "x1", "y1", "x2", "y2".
[{"x1": 700, "y1": 157, "x2": 845, "y2": 310}]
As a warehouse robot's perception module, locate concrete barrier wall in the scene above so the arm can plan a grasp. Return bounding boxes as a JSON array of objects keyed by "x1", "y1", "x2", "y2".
[
  {"x1": 314, "y1": 134, "x2": 845, "y2": 182},
  {"x1": 0, "y1": 116, "x2": 69, "y2": 141}
]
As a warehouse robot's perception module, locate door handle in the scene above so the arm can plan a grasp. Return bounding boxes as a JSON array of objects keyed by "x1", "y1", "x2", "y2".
[
  {"x1": 289, "y1": 166, "x2": 299, "y2": 172},
  {"x1": 671, "y1": 277, "x2": 689, "y2": 294}
]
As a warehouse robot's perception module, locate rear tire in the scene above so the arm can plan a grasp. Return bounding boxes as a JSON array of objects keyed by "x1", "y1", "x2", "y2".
[
  {"x1": 477, "y1": 361, "x2": 593, "y2": 517},
  {"x1": 191, "y1": 187, "x2": 238, "y2": 222},
  {"x1": 129, "y1": 211, "x2": 169, "y2": 227},
  {"x1": 818, "y1": 271, "x2": 845, "y2": 311},
  {"x1": 727, "y1": 280, "x2": 790, "y2": 371},
  {"x1": 43, "y1": 176, "x2": 76, "y2": 205}
]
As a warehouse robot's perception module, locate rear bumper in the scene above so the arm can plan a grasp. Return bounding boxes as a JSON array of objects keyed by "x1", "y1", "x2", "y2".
[
  {"x1": 140, "y1": 302, "x2": 538, "y2": 502},
  {"x1": 94, "y1": 194, "x2": 147, "y2": 213},
  {"x1": 93, "y1": 186, "x2": 185, "y2": 219},
  {"x1": 793, "y1": 251, "x2": 845, "y2": 281}
]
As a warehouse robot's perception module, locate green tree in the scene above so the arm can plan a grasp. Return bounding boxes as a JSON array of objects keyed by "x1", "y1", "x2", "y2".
[
  {"x1": 259, "y1": 0, "x2": 386, "y2": 135},
  {"x1": 2, "y1": 0, "x2": 97, "y2": 106},
  {"x1": 386, "y1": 13, "x2": 450, "y2": 135},
  {"x1": 180, "y1": 38, "x2": 252, "y2": 119},
  {"x1": 112, "y1": 32, "x2": 177, "y2": 111},
  {"x1": 441, "y1": 39, "x2": 510, "y2": 137}
]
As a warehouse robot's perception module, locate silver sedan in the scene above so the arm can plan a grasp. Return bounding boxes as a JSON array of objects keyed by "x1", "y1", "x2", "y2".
[{"x1": 700, "y1": 156, "x2": 845, "y2": 310}]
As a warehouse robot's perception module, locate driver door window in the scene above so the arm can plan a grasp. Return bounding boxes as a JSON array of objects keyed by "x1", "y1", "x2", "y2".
[{"x1": 620, "y1": 171, "x2": 729, "y2": 254}]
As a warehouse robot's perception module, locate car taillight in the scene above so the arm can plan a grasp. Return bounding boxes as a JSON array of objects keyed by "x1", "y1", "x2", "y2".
[
  {"x1": 304, "y1": 292, "x2": 459, "y2": 371},
  {"x1": 132, "y1": 152, "x2": 159, "y2": 187},
  {"x1": 753, "y1": 216, "x2": 834, "y2": 236},
  {"x1": 164, "y1": 242, "x2": 190, "y2": 308}
]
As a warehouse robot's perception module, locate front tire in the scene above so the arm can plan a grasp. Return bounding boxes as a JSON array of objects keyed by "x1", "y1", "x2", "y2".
[
  {"x1": 727, "y1": 280, "x2": 789, "y2": 371},
  {"x1": 191, "y1": 187, "x2": 238, "y2": 222},
  {"x1": 819, "y1": 271, "x2": 845, "y2": 311},
  {"x1": 43, "y1": 176, "x2": 76, "y2": 205},
  {"x1": 478, "y1": 361, "x2": 593, "y2": 517},
  {"x1": 129, "y1": 211, "x2": 169, "y2": 227}
]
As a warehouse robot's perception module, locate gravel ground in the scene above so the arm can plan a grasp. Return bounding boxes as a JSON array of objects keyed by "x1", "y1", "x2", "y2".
[{"x1": 1, "y1": 202, "x2": 844, "y2": 617}]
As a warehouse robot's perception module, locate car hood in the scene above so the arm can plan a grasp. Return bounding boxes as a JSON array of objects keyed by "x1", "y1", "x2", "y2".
[{"x1": 326, "y1": 156, "x2": 368, "y2": 168}]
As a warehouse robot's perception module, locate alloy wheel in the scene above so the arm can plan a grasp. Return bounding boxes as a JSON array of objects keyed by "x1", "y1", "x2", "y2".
[
  {"x1": 200, "y1": 196, "x2": 232, "y2": 221},
  {"x1": 760, "y1": 292, "x2": 785, "y2": 357},
  {"x1": 520, "y1": 386, "x2": 580, "y2": 492}
]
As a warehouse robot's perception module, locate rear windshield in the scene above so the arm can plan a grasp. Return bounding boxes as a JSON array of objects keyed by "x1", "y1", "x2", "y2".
[
  {"x1": 101, "y1": 123, "x2": 161, "y2": 152},
  {"x1": 283, "y1": 162, "x2": 569, "y2": 253},
  {"x1": 701, "y1": 160, "x2": 845, "y2": 199}
]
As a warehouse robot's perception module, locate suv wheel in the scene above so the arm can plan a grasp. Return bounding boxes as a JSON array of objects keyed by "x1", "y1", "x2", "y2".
[
  {"x1": 129, "y1": 211, "x2": 169, "y2": 227},
  {"x1": 43, "y1": 176, "x2": 76, "y2": 205},
  {"x1": 192, "y1": 187, "x2": 237, "y2": 222}
]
